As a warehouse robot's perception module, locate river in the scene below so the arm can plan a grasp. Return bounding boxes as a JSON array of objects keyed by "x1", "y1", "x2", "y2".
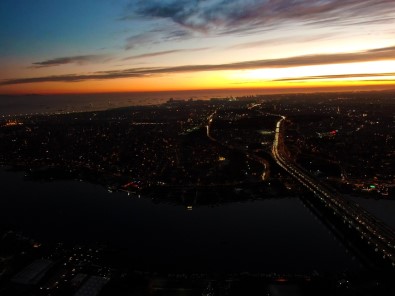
[{"x1": 0, "y1": 168, "x2": 364, "y2": 274}]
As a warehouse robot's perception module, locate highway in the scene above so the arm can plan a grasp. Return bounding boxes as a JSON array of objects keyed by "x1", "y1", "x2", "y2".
[{"x1": 272, "y1": 116, "x2": 395, "y2": 268}]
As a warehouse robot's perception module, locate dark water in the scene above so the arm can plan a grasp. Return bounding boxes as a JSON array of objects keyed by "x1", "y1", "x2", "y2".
[
  {"x1": 0, "y1": 89, "x2": 257, "y2": 116},
  {"x1": 0, "y1": 168, "x2": 363, "y2": 274},
  {"x1": 348, "y1": 196, "x2": 395, "y2": 229}
]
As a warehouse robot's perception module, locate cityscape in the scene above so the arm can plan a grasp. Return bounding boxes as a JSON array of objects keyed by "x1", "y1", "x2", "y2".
[
  {"x1": 1, "y1": 1, "x2": 395, "y2": 295},
  {"x1": 1, "y1": 92, "x2": 395, "y2": 295}
]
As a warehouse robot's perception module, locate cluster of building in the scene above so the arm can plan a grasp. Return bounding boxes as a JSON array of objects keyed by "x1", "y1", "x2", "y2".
[
  {"x1": 0, "y1": 99, "x2": 269, "y2": 191},
  {"x1": 0, "y1": 231, "x2": 110, "y2": 295}
]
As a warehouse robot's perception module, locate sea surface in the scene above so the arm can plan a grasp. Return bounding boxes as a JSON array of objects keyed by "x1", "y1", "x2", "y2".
[{"x1": 0, "y1": 89, "x2": 258, "y2": 116}]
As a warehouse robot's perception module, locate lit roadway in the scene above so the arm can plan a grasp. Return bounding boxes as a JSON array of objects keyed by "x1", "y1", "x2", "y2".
[{"x1": 272, "y1": 116, "x2": 395, "y2": 268}]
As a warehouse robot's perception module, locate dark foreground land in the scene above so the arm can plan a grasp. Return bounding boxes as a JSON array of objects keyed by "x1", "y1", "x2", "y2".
[{"x1": 0, "y1": 90, "x2": 394, "y2": 295}]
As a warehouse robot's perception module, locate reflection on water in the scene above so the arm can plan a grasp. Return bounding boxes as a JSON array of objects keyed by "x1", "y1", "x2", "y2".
[{"x1": 0, "y1": 168, "x2": 363, "y2": 274}]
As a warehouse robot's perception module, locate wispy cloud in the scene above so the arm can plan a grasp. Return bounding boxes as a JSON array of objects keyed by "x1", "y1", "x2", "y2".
[
  {"x1": 124, "y1": 32, "x2": 157, "y2": 50},
  {"x1": 127, "y1": 0, "x2": 395, "y2": 35},
  {"x1": 229, "y1": 33, "x2": 337, "y2": 50},
  {"x1": 124, "y1": 29, "x2": 194, "y2": 50},
  {"x1": 121, "y1": 1, "x2": 395, "y2": 50},
  {"x1": 31, "y1": 54, "x2": 109, "y2": 68},
  {"x1": 123, "y1": 47, "x2": 209, "y2": 60},
  {"x1": 275, "y1": 72, "x2": 395, "y2": 81},
  {"x1": 3, "y1": 45, "x2": 395, "y2": 85}
]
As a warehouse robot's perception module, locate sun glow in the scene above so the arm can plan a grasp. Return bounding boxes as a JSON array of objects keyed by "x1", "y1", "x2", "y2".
[{"x1": 231, "y1": 61, "x2": 395, "y2": 82}]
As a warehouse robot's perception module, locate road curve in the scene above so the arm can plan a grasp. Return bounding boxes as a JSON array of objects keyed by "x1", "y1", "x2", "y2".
[{"x1": 272, "y1": 116, "x2": 395, "y2": 268}]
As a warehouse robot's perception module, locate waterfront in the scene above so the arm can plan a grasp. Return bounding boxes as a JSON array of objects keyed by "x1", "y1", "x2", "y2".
[{"x1": 0, "y1": 168, "x2": 364, "y2": 274}]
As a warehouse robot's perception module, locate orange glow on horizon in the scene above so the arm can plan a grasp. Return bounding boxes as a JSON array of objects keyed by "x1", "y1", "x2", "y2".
[
  {"x1": 1, "y1": 65, "x2": 395, "y2": 95},
  {"x1": 2, "y1": 82, "x2": 394, "y2": 96}
]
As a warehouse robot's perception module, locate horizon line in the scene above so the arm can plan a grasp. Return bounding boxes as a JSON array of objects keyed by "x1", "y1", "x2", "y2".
[{"x1": 1, "y1": 85, "x2": 395, "y2": 97}]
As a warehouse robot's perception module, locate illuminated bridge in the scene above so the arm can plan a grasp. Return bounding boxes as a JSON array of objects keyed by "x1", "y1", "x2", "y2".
[{"x1": 272, "y1": 116, "x2": 395, "y2": 269}]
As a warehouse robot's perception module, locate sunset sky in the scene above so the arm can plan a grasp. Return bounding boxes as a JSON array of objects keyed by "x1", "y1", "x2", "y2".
[{"x1": 1, "y1": 0, "x2": 395, "y2": 95}]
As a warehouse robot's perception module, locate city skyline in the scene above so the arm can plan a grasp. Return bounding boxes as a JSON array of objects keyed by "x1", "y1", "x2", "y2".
[{"x1": 1, "y1": 0, "x2": 395, "y2": 95}]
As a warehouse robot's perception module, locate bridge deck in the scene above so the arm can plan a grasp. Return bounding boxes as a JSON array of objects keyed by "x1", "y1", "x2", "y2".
[{"x1": 272, "y1": 117, "x2": 395, "y2": 268}]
